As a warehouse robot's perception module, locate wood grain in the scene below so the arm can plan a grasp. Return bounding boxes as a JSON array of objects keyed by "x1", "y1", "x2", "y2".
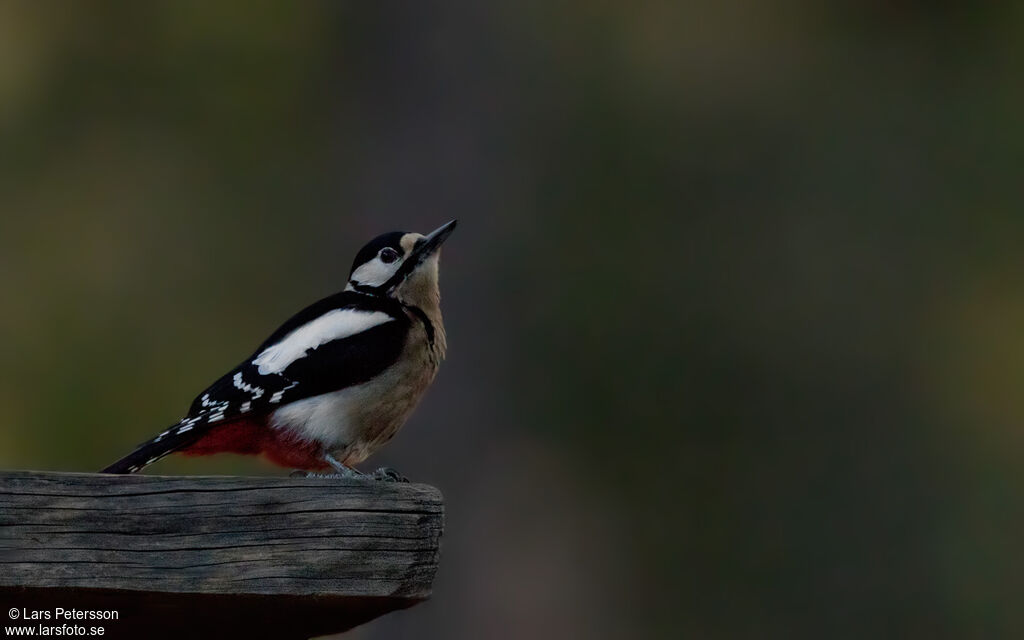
[{"x1": 0, "y1": 471, "x2": 444, "y2": 639}]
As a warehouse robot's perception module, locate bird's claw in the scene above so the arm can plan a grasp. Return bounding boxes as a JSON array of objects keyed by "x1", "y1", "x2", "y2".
[{"x1": 372, "y1": 467, "x2": 409, "y2": 483}]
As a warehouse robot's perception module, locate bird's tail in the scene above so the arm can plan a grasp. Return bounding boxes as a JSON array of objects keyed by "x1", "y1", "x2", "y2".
[{"x1": 100, "y1": 422, "x2": 202, "y2": 474}]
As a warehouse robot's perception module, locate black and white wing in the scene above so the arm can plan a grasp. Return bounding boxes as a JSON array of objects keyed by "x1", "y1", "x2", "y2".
[{"x1": 101, "y1": 292, "x2": 410, "y2": 473}]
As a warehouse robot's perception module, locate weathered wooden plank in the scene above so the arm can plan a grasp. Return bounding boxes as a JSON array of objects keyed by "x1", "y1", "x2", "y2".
[{"x1": 0, "y1": 471, "x2": 444, "y2": 639}]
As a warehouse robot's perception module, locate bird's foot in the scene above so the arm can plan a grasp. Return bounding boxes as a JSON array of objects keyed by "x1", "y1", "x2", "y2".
[
  {"x1": 372, "y1": 467, "x2": 409, "y2": 483},
  {"x1": 289, "y1": 467, "x2": 406, "y2": 482},
  {"x1": 291, "y1": 454, "x2": 409, "y2": 482}
]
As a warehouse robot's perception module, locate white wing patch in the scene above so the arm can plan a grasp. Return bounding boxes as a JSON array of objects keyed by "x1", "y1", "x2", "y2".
[{"x1": 253, "y1": 309, "x2": 394, "y2": 375}]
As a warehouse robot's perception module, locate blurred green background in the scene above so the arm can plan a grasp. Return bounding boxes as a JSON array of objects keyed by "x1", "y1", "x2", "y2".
[{"x1": 2, "y1": 1, "x2": 1024, "y2": 638}]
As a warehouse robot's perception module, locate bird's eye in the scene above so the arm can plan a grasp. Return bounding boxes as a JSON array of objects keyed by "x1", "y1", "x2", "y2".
[{"x1": 380, "y1": 247, "x2": 400, "y2": 264}]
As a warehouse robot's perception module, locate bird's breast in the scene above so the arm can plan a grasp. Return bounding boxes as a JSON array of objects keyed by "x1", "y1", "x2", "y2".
[{"x1": 268, "y1": 317, "x2": 443, "y2": 463}]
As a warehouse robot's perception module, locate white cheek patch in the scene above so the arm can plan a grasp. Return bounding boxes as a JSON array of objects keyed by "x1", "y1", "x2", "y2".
[
  {"x1": 349, "y1": 258, "x2": 400, "y2": 287},
  {"x1": 254, "y1": 309, "x2": 394, "y2": 375}
]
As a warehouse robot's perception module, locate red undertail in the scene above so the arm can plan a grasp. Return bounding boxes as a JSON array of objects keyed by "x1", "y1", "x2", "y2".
[{"x1": 179, "y1": 418, "x2": 329, "y2": 471}]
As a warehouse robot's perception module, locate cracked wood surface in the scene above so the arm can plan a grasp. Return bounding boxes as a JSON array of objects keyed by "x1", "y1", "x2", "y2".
[{"x1": 0, "y1": 471, "x2": 444, "y2": 639}]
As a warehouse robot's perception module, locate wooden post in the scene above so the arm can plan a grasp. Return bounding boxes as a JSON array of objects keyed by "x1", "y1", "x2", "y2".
[{"x1": 0, "y1": 471, "x2": 443, "y2": 639}]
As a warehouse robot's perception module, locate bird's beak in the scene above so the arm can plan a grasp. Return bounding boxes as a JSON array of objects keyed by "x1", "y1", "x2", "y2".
[{"x1": 412, "y1": 219, "x2": 457, "y2": 262}]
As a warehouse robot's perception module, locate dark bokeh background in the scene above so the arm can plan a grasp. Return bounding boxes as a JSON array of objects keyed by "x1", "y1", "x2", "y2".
[{"x1": 2, "y1": 2, "x2": 1023, "y2": 638}]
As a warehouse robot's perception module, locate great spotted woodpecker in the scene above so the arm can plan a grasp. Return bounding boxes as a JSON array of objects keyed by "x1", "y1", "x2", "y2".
[{"x1": 102, "y1": 220, "x2": 456, "y2": 479}]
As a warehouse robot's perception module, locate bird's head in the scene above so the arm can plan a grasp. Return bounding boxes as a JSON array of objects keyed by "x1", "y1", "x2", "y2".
[{"x1": 346, "y1": 220, "x2": 457, "y2": 309}]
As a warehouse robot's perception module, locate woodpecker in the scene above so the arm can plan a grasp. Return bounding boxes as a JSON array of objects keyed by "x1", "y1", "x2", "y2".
[{"x1": 101, "y1": 220, "x2": 456, "y2": 479}]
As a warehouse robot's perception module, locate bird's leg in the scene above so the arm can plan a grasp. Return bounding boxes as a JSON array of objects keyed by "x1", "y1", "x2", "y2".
[
  {"x1": 290, "y1": 452, "x2": 365, "y2": 479},
  {"x1": 324, "y1": 452, "x2": 363, "y2": 477}
]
